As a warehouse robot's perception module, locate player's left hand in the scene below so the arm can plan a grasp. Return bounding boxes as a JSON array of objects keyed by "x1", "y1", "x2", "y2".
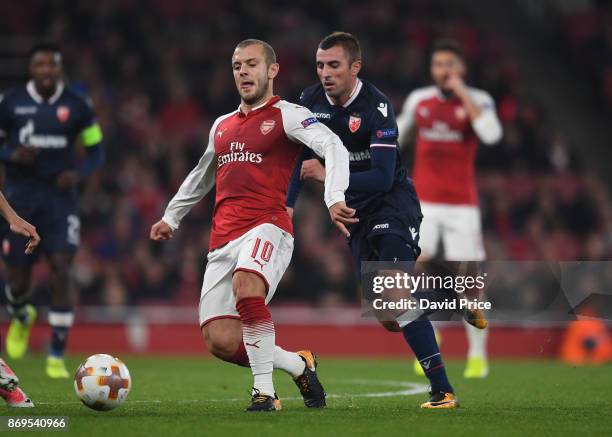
[
  {"x1": 8, "y1": 215, "x2": 41, "y2": 254},
  {"x1": 328, "y1": 201, "x2": 358, "y2": 238},
  {"x1": 56, "y1": 170, "x2": 80, "y2": 190},
  {"x1": 301, "y1": 159, "x2": 325, "y2": 183}
]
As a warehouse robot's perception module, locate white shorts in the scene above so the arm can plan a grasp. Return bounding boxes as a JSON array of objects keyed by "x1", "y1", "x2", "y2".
[
  {"x1": 198, "y1": 223, "x2": 294, "y2": 327},
  {"x1": 419, "y1": 202, "x2": 485, "y2": 261}
]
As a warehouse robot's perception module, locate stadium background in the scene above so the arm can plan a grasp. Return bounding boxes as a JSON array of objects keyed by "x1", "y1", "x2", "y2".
[{"x1": 0, "y1": 0, "x2": 610, "y2": 360}]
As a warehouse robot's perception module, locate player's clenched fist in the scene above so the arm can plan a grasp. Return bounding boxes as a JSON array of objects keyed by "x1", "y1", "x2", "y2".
[
  {"x1": 300, "y1": 159, "x2": 325, "y2": 183},
  {"x1": 150, "y1": 220, "x2": 174, "y2": 241},
  {"x1": 328, "y1": 201, "x2": 358, "y2": 238}
]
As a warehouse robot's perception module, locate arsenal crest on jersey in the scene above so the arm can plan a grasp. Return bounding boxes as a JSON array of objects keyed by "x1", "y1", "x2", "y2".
[
  {"x1": 260, "y1": 120, "x2": 275, "y2": 135},
  {"x1": 348, "y1": 114, "x2": 361, "y2": 133},
  {"x1": 56, "y1": 106, "x2": 70, "y2": 123}
]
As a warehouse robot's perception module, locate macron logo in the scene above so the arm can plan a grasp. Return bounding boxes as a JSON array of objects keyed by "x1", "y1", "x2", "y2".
[
  {"x1": 409, "y1": 227, "x2": 418, "y2": 240},
  {"x1": 373, "y1": 223, "x2": 389, "y2": 230},
  {"x1": 377, "y1": 103, "x2": 388, "y2": 117}
]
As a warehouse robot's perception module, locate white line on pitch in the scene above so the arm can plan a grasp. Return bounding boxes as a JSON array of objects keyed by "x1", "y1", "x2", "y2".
[{"x1": 37, "y1": 379, "x2": 429, "y2": 406}]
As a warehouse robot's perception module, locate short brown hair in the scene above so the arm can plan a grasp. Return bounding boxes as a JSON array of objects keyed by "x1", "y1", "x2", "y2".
[
  {"x1": 319, "y1": 31, "x2": 362, "y2": 64},
  {"x1": 431, "y1": 38, "x2": 465, "y2": 61},
  {"x1": 235, "y1": 39, "x2": 277, "y2": 66}
]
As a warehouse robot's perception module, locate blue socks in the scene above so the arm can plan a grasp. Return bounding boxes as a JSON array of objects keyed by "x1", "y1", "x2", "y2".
[
  {"x1": 48, "y1": 309, "x2": 74, "y2": 358},
  {"x1": 50, "y1": 326, "x2": 69, "y2": 358},
  {"x1": 402, "y1": 320, "x2": 453, "y2": 394}
]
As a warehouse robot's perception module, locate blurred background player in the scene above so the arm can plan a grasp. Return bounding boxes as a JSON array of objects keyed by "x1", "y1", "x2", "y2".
[
  {"x1": 287, "y1": 32, "x2": 459, "y2": 408},
  {"x1": 0, "y1": 190, "x2": 40, "y2": 407},
  {"x1": 150, "y1": 39, "x2": 352, "y2": 411},
  {"x1": 0, "y1": 43, "x2": 104, "y2": 378},
  {"x1": 396, "y1": 39, "x2": 502, "y2": 378}
]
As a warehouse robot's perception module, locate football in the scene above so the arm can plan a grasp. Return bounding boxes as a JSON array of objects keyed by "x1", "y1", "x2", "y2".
[{"x1": 74, "y1": 354, "x2": 132, "y2": 411}]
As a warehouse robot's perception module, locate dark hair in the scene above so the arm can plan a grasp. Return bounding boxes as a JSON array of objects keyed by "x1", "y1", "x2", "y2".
[
  {"x1": 235, "y1": 39, "x2": 277, "y2": 65},
  {"x1": 29, "y1": 42, "x2": 62, "y2": 59},
  {"x1": 319, "y1": 31, "x2": 362, "y2": 64},
  {"x1": 431, "y1": 38, "x2": 465, "y2": 61}
]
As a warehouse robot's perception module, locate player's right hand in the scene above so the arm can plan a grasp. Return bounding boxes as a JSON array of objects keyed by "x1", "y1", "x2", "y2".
[
  {"x1": 150, "y1": 220, "x2": 174, "y2": 241},
  {"x1": 8, "y1": 215, "x2": 41, "y2": 254},
  {"x1": 328, "y1": 201, "x2": 358, "y2": 238},
  {"x1": 10, "y1": 146, "x2": 38, "y2": 165},
  {"x1": 446, "y1": 74, "x2": 468, "y2": 99}
]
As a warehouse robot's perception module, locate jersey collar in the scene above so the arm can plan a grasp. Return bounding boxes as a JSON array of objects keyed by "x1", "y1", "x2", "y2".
[
  {"x1": 238, "y1": 95, "x2": 281, "y2": 117},
  {"x1": 26, "y1": 80, "x2": 65, "y2": 105},
  {"x1": 325, "y1": 79, "x2": 362, "y2": 108}
]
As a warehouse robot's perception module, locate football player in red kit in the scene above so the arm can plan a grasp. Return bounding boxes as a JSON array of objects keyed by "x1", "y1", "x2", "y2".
[
  {"x1": 151, "y1": 39, "x2": 352, "y2": 412},
  {"x1": 397, "y1": 39, "x2": 502, "y2": 379}
]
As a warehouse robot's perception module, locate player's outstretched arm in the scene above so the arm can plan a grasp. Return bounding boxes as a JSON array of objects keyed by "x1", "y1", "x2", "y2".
[
  {"x1": 0, "y1": 192, "x2": 40, "y2": 254},
  {"x1": 154, "y1": 118, "x2": 222, "y2": 236}
]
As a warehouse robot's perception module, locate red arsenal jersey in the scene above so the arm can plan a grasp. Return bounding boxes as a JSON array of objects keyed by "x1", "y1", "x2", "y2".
[
  {"x1": 162, "y1": 95, "x2": 349, "y2": 250},
  {"x1": 210, "y1": 96, "x2": 300, "y2": 249}
]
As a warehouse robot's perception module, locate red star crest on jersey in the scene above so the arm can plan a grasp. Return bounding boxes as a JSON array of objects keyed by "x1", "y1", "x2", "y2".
[
  {"x1": 348, "y1": 115, "x2": 361, "y2": 133},
  {"x1": 260, "y1": 120, "x2": 276, "y2": 135},
  {"x1": 56, "y1": 106, "x2": 70, "y2": 123}
]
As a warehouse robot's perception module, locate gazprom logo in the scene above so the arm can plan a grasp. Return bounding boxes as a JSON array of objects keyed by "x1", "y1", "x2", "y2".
[{"x1": 19, "y1": 120, "x2": 67, "y2": 149}]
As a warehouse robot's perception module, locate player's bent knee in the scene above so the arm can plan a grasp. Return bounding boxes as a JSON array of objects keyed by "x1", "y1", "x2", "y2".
[
  {"x1": 201, "y1": 319, "x2": 243, "y2": 362},
  {"x1": 232, "y1": 270, "x2": 267, "y2": 300},
  {"x1": 208, "y1": 341, "x2": 238, "y2": 361}
]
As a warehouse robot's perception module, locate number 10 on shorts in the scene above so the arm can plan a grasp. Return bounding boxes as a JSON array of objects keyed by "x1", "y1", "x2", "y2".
[{"x1": 251, "y1": 238, "x2": 274, "y2": 265}]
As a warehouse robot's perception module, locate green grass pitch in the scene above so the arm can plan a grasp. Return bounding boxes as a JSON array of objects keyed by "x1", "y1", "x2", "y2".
[{"x1": 2, "y1": 356, "x2": 611, "y2": 436}]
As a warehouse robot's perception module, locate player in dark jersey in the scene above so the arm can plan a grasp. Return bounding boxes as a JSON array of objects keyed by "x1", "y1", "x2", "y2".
[
  {"x1": 287, "y1": 32, "x2": 458, "y2": 408},
  {"x1": 0, "y1": 43, "x2": 104, "y2": 378}
]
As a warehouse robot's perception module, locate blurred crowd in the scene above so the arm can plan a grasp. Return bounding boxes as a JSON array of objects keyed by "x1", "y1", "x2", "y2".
[
  {"x1": 0, "y1": 0, "x2": 610, "y2": 309},
  {"x1": 556, "y1": 0, "x2": 612, "y2": 111}
]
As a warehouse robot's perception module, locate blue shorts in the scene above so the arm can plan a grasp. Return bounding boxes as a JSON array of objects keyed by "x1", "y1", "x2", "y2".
[
  {"x1": 348, "y1": 188, "x2": 423, "y2": 276},
  {"x1": 1, "y1": 187, "x2": 80, "y2": 266}
]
